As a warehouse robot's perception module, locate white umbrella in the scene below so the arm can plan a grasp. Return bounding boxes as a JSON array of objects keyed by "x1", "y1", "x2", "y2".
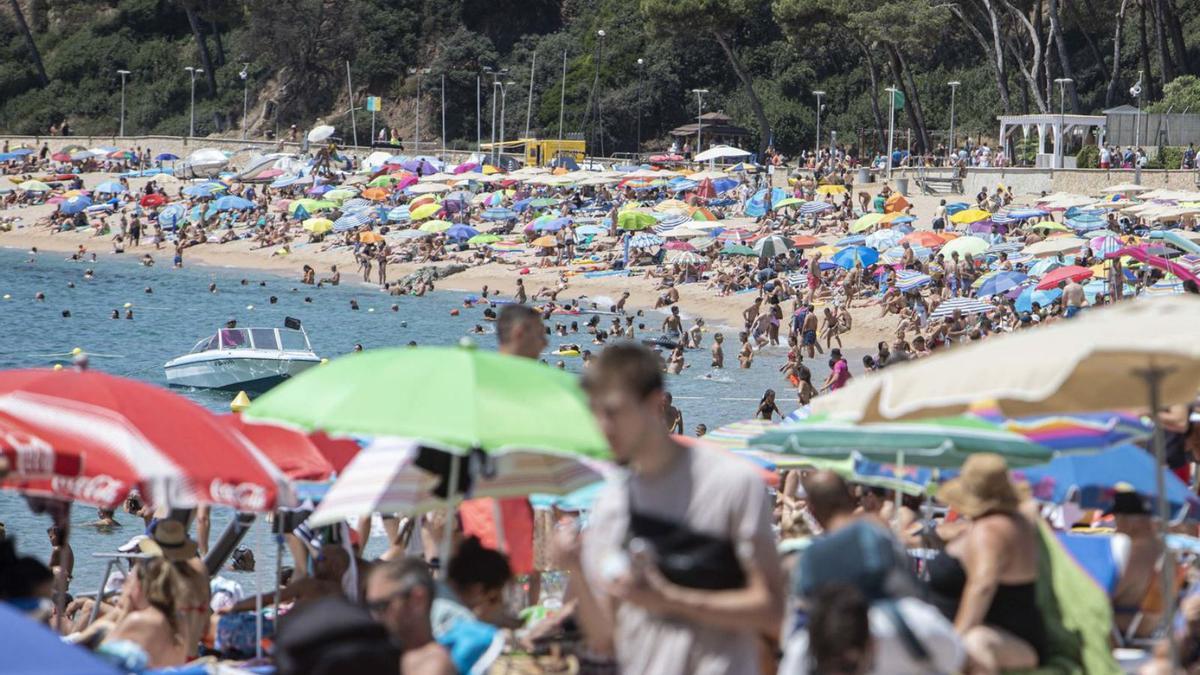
[
  {"x1": 694, "y1": 145, "x2": 752, "y2": 162},
  {"x1": 929, "y1": 297, "x2": 995, "y2": 320},
  {"x1": 1100, "y1": 182, "x2": 1152, "y2": 194},
  {"x1": 308, "y1": 437, "x2": 605, "y2": 526},
  {"x1": 408, "y1": 182, "x2": 452, "y2": 194},
  {"x1": 1022, "y1": 237, "x2": 1087, "y2": 258},
  {"x1": 666, "y1": 250, "x2": 705, "y2": 265},
  {"x1": 307, "y1": 125, "x2": 336, "y2": 143}
]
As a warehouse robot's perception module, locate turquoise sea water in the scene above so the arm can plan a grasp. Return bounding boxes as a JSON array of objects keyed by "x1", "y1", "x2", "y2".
[{"x1": 0, "y1": 246, "x2": 842, "y2": 593}]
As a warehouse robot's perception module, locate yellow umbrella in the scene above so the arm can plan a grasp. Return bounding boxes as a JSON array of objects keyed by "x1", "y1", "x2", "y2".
[
  {"x1": 409, "y1": 202, "x2": 442, "y2": 221},
  {"x1": 814, "y1": 244, "x2": 839, "y2": 258},
  {"x1": 359, "y1": 231, "x2": 386, "y2": 244},
  {"x1": 1029, "y1": 221, "x2": 1070, "y2": 233},
  {"x1": 816, "y1": 184, "x2": 847, "y2": 196},
  {"x1": 949, "y1": 208, "x2": 990, "y2": 224},
  {"x1": 302, "y1": 217, "x2": 334, "y2": 233},
  {"x1": 418, "y1": 220, "x2": 452, "y2": 233},
  {"x1": 531, "y1": 235, "x2": 559, "y2": 247},
  {"x1": 850, "y1": 212, "x2": 886, "y2": 233},
  {"x1": 654, "y1": 199, "x2": 689, "y2": 213}
]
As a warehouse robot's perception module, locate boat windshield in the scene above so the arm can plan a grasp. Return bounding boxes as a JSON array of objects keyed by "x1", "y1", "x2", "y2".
[
  {"x1": 279, "y1": 329, "x2": 310, "y2": 352},
  {"x1": 218, "y1": 328, "x2": 250, "y2": 350},
  {"x1": 191, "y1": 334, "x2": 218, "y2": 353},
  {"x1": 249, "y1": 328, "x2": 280, "y2": 351}
]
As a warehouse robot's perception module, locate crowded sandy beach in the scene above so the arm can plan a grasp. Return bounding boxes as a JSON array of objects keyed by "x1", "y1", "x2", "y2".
[{"x1": 3, "y1": 134, "x2": 1200, "y2": 675}]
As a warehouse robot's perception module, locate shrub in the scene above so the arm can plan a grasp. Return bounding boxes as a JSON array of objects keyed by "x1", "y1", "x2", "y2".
[{"x1": 1075, "y1": 144, "x2": 1099, "y2": 168}]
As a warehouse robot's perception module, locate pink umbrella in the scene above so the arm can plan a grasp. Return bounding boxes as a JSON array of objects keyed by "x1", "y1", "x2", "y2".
[
  {"x1": 717, "y1": 229, "x2": 753, "y2": 244},
  {"x1": 664, "y1": 240, "x2": 695, "y2": 251},
  {"x1": 454, "y1": 162, "x2": 480, "y2": 174},
  {"x1": 1036, "y1": 265, "x2": 1093, "y2": 290},
  {"x1": 1110, "y1": 246, "x2": 1200, "y2": 285}
]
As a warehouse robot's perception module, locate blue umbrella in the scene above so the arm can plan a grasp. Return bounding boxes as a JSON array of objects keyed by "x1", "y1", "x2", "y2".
[
  {"x1": 945, "y1": 202, "x2": 970, "y2": 216},
  {"x1": 711, "y1": 177, "x2": 738, "y2": 194},
  {"x1": 576, "y1": 224, "x2": 606, "y2": 237},
  {"x1": 213, "y1": 195, "x2": 254, "y2": 211},
  {"x1": 182, "y1": 181, "x2": 226, "y2": 198},
  {"x1": 630, "y1": 233, "x2": 664, "y2": 248},
  {"x1": 271, "y1": 175, "x2": 300, "y2": 189},
  {"x1": 58, "y1": 195, "x2": 92, "y2": 215},
  {"x1": 1013, "y1": 285, "x2": 1061, "y2": 313},
  {"x1": 533, "y1": 217, "x2": 569, "y2": 232},
  {"x1": 975, "y1": 271, "x2": 1028, "y2": 297},
  {"x1": 481, "y1": 207, "x2": 517, "y2": 221},
  {"x1": 831, "y1": 245, "x2": 879, "y2": 269},
  {"x1": 512, "y1": 197, "x2": 533, "y2": 212},
  {"x1": 387, "y1": 205, "x2": 411, "y2": 222},
  {"x1": 865, "y1": 229, "x2": 904, "y2": 251},
  {"x1": 333, "y1": 211, "x2": 373, "y2": 232},
  {"x1": 743, "y1": 187, "x2": 787, "y2": 217},
  {"x1": 835, "y1": 234, "x2": 867, "y2": 247},
  {"x1": 446, "y1": 224, "x2": 479, "y2": 241},
  {"x1": 0, "y1": 602, "x2": 121, "y2": 674},
  {"x1": 156, "y1": 152, "x2": 179, "y2": 161},
  {"x1": 93, "y1": 180, "x2": 126, "y2": 194},
  {"x1": 1013, "y1": 445, "x2": 1200, "y2": 520},
  {"x1": 291, "y1": 204, "x2": 311, "y2": 222},
  {"x1": 10, "y1": 148, "x2": 33, "y2": 156},
  {"x1": 800, "y1": 201, "x2": 834, "y2": 215}
]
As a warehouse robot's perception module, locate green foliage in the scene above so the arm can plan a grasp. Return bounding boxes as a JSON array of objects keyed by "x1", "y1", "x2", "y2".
[
  {"x1": 1075, "y1": 144, "x2": 1099, "y2": 169},
  {"x1": 1147, "y1": 146, "x2": 1185, "y2": 169},
  {"x1": 0, "y1": 0, "x2": 1196, "y2": 159},
  {"x1": 1147, "y1": 76, "x2": 1200, "y2": 114}
]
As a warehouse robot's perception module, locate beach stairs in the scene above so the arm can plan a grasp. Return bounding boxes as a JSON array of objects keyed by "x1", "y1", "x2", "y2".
[{"x1": 916, "y1": 175, "x2": 964, "y2": 195}]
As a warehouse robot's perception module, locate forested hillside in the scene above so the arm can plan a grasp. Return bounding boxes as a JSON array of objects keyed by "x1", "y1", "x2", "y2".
[{"x1": 0, "y1": 0, "x2": 1197, "y2": 155}]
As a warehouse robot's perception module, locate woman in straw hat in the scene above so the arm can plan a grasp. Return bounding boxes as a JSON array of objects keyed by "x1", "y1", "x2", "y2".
[{"x1": 926, "y1": 453, "x2": 1046, "y2": 674}]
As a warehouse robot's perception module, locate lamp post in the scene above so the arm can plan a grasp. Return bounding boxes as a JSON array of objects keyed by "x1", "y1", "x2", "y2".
[
  {"x1": 185, "y1": 66, "x2": 203, "y2": 138},
  {"x1": 636, "y1": 58, "x2": 644, "y2": 159},
  {"x1": 812, "y1": 90, "x2": 825, "y2": 159},
  {"x1": 498, "y1": 79, "x2": 515, "y2": 168},
  {"x1": 410, "y1": 67, "x2": 431, "y2": 154},
  {"x1": 239, "y1": 64, "x2": 249, "y2": 140},
  {"x1": 441, "y1": 74, "x2": 446, "y2": 158},
  {"x1": 595, "y1": 30, "x2": 606, "y2": 158},
  {"x1": 1054, "y1": 77, "x2": 1073, "y2": 169},
  {"x1": 116, "y1": 69, "x2": 130, "y2": 137},
  {"x1": 690, "y1": 88, "x2": 708, "y2": 158},
  {"x1": 885, "y1": 86, "x2": 899, "y2": 178},
  {"x1": 947, "y1": 80, "x2": 960, "y2": 164}
]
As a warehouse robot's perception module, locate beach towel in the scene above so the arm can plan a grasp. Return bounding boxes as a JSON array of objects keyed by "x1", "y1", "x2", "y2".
[{"x1": 1005, "y1": 523, "x2": 1121, "y2": 675}]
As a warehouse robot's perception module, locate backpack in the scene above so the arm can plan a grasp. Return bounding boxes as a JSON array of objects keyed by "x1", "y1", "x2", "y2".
[{"x1": 793, "y1": 519, "x2": 920, "y2": 603}]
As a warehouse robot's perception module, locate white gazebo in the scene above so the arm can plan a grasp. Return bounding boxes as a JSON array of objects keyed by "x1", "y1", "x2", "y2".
[{"x1": 997, "y1": 114, "x2": 1106, "y2": 168}]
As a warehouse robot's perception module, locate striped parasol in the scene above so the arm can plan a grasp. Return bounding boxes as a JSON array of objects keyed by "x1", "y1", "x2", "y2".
[
  {"x1": 705, "y1": 419, "x2": 778, "y2": 450},
  {"x1": 930, "y1": 296, "x2": 995, "y2": 320},
  {"x1": 1090, "y1": 235, "x2": 1122, "y2": 257},
  {"x1": 894, "y1": 270, "x2": 932, "y2": 292},
  {"x1": 1143, "y1": 279, "x2": 1184, "y2": 296},
  {"x1": 666, "y1": 250, "x2": 705, "y2": 265},
  {"x1": 800, "y1": 201, "x2": 835, "y2": 215},
  {"x1": 629, "y1": 233, "x2": 664, "y2": 248},
  {"x1": 333, "y1": 210, "x2": 375, "y2": 232}
]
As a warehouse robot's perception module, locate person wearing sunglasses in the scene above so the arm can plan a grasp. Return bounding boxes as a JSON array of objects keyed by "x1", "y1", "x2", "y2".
[{"x1": 366, "y1": 558, "x2": 454, "y2": 675}]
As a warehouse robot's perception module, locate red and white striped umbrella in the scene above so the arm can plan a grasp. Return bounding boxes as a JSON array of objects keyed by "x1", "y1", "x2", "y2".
[{"x1": 0, "y1": 370, "x2": 293, "y2": 511}]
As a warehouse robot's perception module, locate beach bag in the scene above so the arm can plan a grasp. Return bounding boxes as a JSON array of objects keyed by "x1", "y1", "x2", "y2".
[{"x1": 793, "y1": 520, "x2": 920, "y2": 602}]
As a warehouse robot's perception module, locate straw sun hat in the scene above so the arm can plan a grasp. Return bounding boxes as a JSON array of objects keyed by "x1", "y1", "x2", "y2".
[{"x1": 937, "y1": 453, "x2": 1020, "y2": 518}]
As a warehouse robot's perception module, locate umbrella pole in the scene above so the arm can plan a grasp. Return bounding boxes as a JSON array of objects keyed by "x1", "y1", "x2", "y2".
[
  {"x1": 1139, "y1": 364, "x2": 1178, "y2": 666},
  {"x1": 893, "y1": 450, "x2": 905, "y2": 534},
  {"x1": 255, "y1": 519, "x2": 264, "y2": 659},
  {"x1": 440, "y1": 454, "x2": 462, "y2": 575}
]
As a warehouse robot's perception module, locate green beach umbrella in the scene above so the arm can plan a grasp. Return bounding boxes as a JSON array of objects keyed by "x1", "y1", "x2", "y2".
[
  {"x1": 368, "y1": 175, "x2": 398, "y2": 187},
  {"x1": 419, "y1": 219, "x2": 452, "y2": 233},
  {"x1": 617, "y1": 210, "x2": 656, "y2": 231},
  {"x1": 468, "y1": 234, "x2": 502, "y2": 245},
  {"x1": 289, "y1": 198, "x2": 336, "y2": 214},
  {"x1": 721, "y1": 244, "x2": 756, "y2": 256},
  {"x1": 324, "y1": 188, "x2": 358, "y2": 204},
  {"x1": 245, "y1": 346, "x2": 610, "y2": 459},
  {"x1": 18, "y1": 179, "x2": 51, "y2": 192},
  {"x1": 750, "y1": 415, "x2": 1051, "y2": 469}
]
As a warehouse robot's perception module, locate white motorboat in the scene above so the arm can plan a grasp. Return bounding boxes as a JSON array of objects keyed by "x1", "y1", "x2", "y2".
[{"x1": 164, "y1": 318, "x2": 320, "y2": 393}]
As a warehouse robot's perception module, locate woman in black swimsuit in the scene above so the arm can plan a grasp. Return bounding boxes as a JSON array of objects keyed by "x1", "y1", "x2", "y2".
[{"x1": 928, "y1": 453, "x2": 1045, "y2": 673}]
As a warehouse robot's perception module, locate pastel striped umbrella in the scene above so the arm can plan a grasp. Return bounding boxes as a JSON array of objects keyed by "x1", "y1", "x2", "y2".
[
  {"x1": 705, "y1": 419, "x2": 778, "y2": 450},
  {"x1": 894, "y1": 270, "x2": 932, "y2": 292},
  {"x1": 969, "y1": 405, "x2": 1152, "y2": 452},
  {"x1": 1143, "y1": 279, "x2": 1184, "y2": 297},
  {"x1": 929, "y1": 297, "x2": 994, "y2": 320},
  {"x1": 630, "y1": 233, "x2": 664, "y2": 248},
  {"x1": 1089, "y1": 235, "x2": 1122, "y2": 257},
  {"x1": 801, "y1": 201, "x2": 835, "y2": 215}
]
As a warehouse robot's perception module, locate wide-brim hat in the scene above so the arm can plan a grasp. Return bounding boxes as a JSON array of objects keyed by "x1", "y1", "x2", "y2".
[
  {"x1": 138, "y1": 519, "x2": 198, "y2": 562},
  {"x1": 937, "y1": 453, "x2": 1020, "y2": 518}
]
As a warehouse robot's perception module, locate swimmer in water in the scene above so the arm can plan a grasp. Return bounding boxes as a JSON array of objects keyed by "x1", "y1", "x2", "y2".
[
  {"x1": 350, "y1": 299, "x2": 360, "y2": 310},
  {"x1": 209, "y1": 283, "x2": 217, "y2": 293},
  {"x1": 269, "y1": 296, "x2": 278, "y2": 304},
  {"x1": 391, "y1": 305, "x2": 399, "y2": 312},
  {"x1": 125, "y1": 309, "x2": 134, "y2": 320},
  {"x1": 61, "y1": 310, "x2": 71, "y2": 318},
  {"x1": 111, "y1": 309, "x2": 120, "y2": 319},
  {"x1": 66, "y1": 282, "x2": 74, "y2": 289},
  {"x1": 145, "y1": 287, "x2": 153, "y2": 294},
  {"x1": 353, "y1": 343, "x2": 364, "y2": 352},
  {"x1": 470, "y1": 324, "x2": 486, "y2": 334},
  {"x1": 304, "y1": 297, "x2": 313, "y2": 303},
  {"x1": 35, "y1": 292, "x2": 45, "y2": 301},
  {"x1": 83, "y1": 269, "x2": 94, "y2": 280}
]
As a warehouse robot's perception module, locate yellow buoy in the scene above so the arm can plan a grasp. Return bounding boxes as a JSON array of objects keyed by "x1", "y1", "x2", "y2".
[
  {"x1": 71, "y1": 347, "x2": 83, "y2": 356},
  {"x1": 52, "y1": 363, "x2": 64, "y2": 371},
  {"x1": 230, "y1": 390, "x2": 251, "y2": 413},
  {"x1": 123, "y1": 302, "x2": 132, "y2": 309}
]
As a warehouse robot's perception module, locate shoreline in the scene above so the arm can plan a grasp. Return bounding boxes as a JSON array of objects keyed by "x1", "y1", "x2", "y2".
[{"x1": 0, "y1": 226, "x2": 902, "y2": 350}]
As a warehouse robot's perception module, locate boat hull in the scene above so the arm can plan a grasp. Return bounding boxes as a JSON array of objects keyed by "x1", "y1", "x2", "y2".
[{"x1": 164, "y1": 352, "x2": 319, "y2": 394}]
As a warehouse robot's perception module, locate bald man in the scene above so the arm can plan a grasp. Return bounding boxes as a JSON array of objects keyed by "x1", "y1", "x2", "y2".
[{"x1": 497, "y1": 304, "x2": 547, "y2": 359}]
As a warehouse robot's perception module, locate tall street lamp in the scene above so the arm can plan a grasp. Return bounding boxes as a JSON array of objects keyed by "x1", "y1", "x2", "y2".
[
  {"x1": 885, "y1": 86, "x2": 900, "y2": 178},
  {"x1": 1054, "y1": 77, "x2": 1073, "y2": 169},
  {"x1": 595, "y1": 30, "x2": 606, "y2": 158},
  {"x1": 636, "y1": 58, "x2": 644, "y2": 158},
  {"x1": 812, "y1": 90, "x2": 825, "y2": 158},
  {"x1": 690, "y1": 88, "x2": 708, "y2": 157},
  {"x1": 483, "y1": 67, "x2": 509, "y2": 165},
  {"x1": 948, "y1": 80, "x2": 960, "y2": 163},
  {"x1": 410, "y1": 67, "x2": 431, "y2": 153},
  {"x1": 498, "y1": 79, "x2": 515, "y2": 167},
  {"x1": 239, "y1": 64, "x2": 249, "y2": 139},
  {"x1": 116, "y1": 69, "x2": 131, "y2": 137},
  {"x1": 185, "y1": 66, "x2": 204, "y2": 138}
]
